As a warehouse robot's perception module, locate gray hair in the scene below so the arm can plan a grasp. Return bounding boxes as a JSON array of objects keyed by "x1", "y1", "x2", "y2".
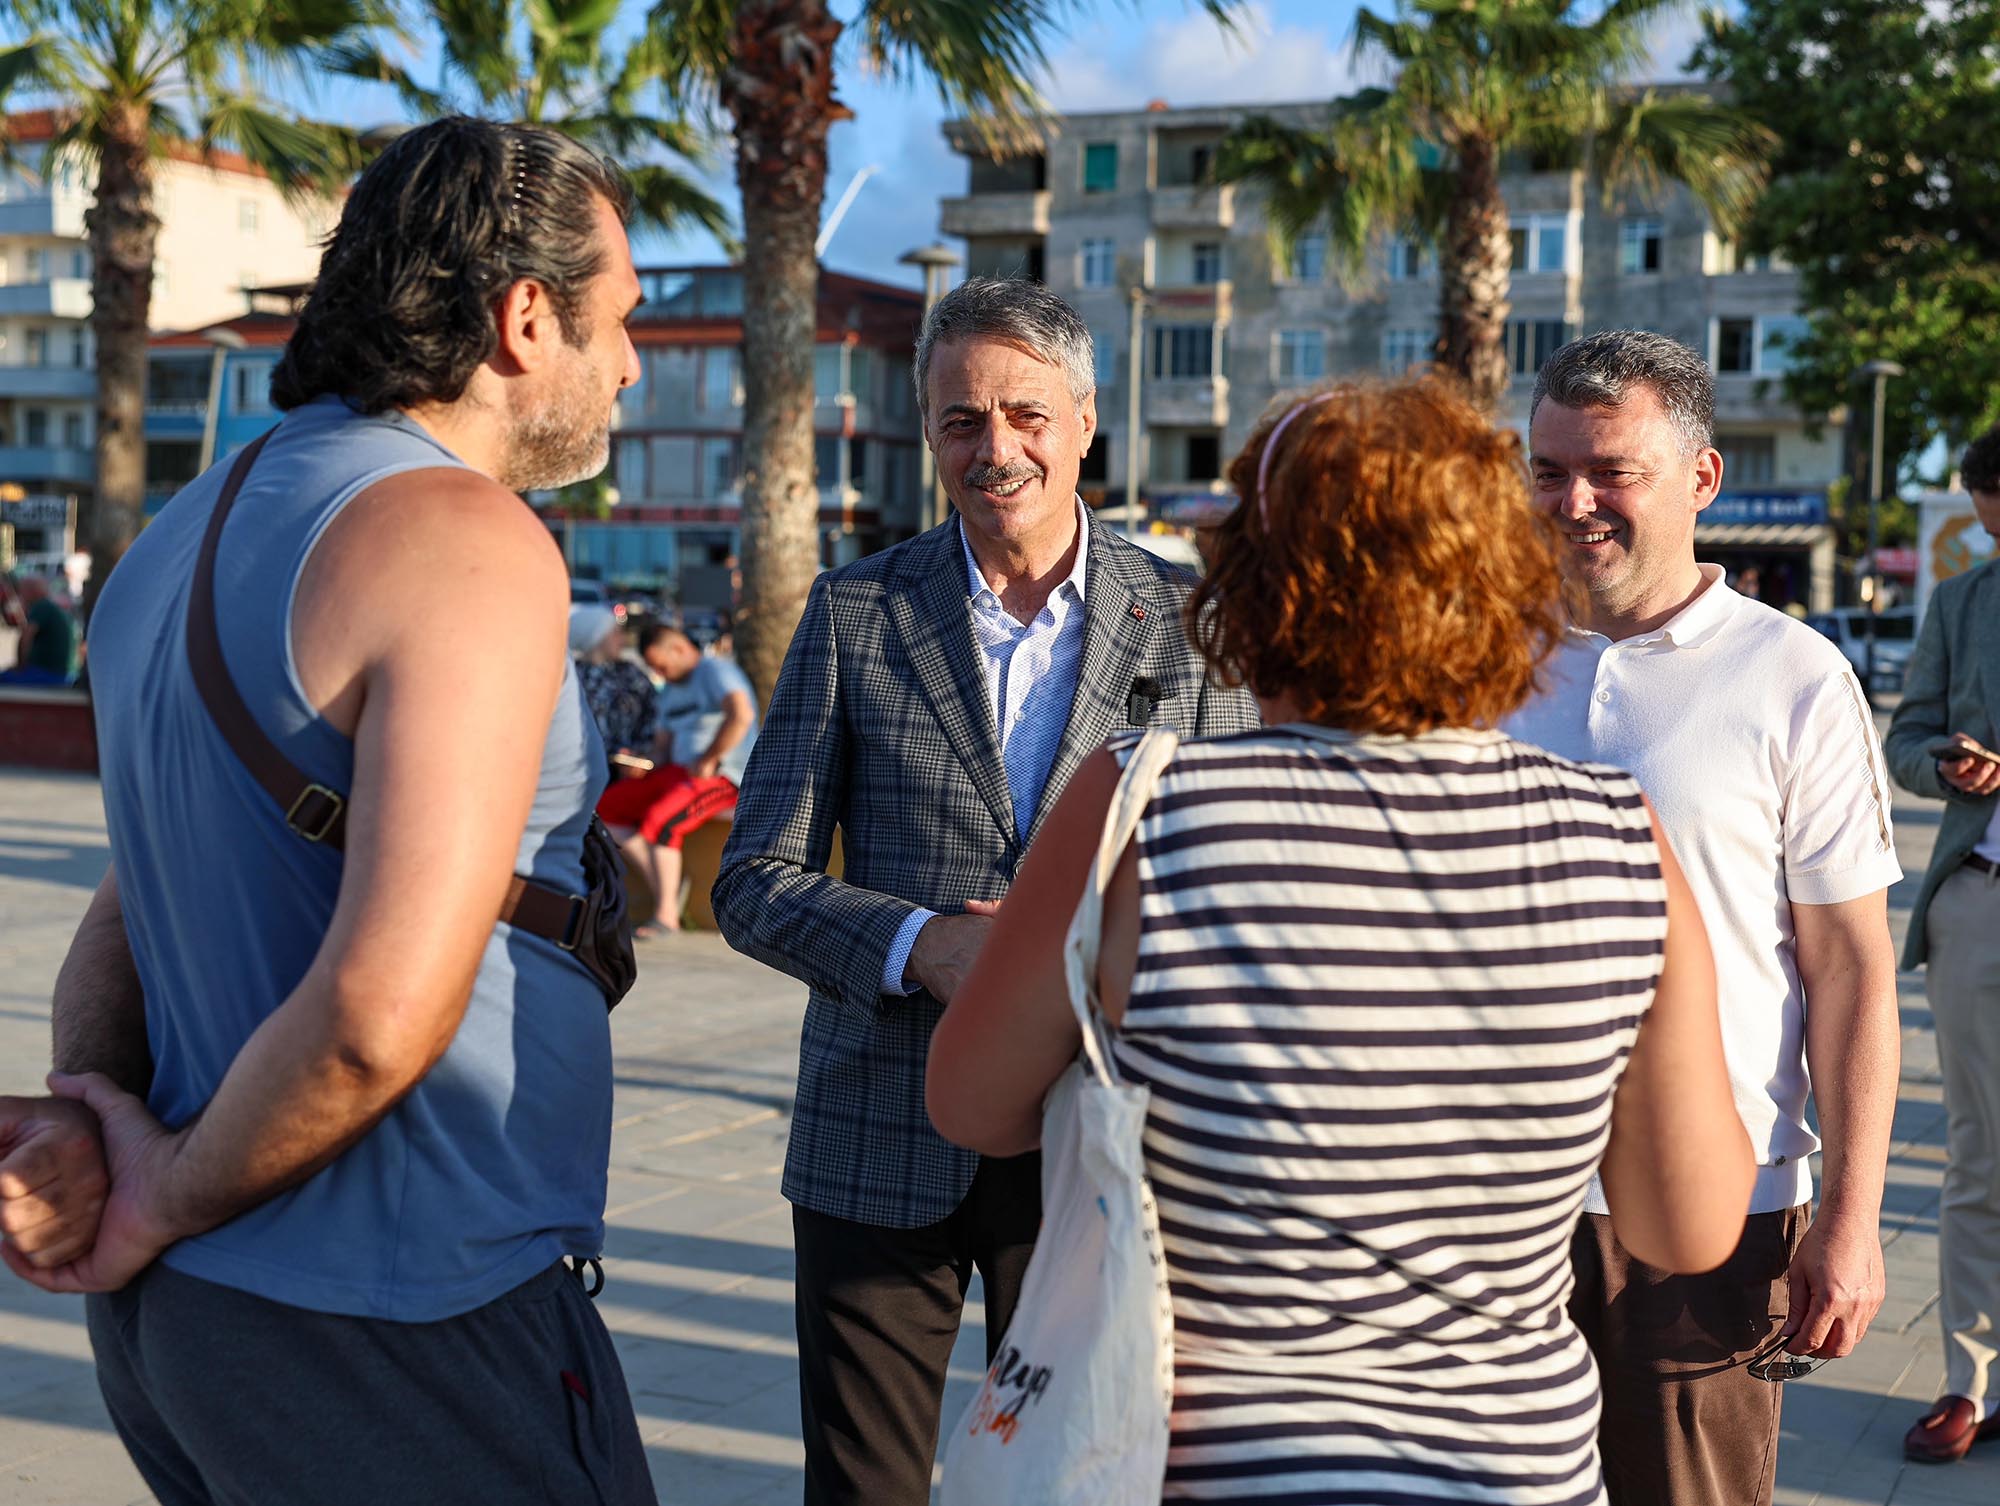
[
  {"x1": 1530, "y1": 329, "x2": 1715, "y2": 458},
  {"x1": 912, "y1": 276, "x2": 1096, "y2": 421}
]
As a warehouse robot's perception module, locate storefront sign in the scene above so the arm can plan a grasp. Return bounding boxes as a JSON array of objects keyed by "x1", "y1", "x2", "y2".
[
  {"x1": 1703, "y1": 491, "x2": 1828, "y2": 526},
  {"x1": 0, "y1": 495, "x2": 73, "y2": 531}
]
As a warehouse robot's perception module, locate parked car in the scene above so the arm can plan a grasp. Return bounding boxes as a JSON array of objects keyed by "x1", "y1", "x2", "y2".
[
  {"x1": 1806, "y1": 607, "x2": 1917, "y2": 692},
  {"x1": 569, "y1": 579, "x2": 611, "y2": 608}
]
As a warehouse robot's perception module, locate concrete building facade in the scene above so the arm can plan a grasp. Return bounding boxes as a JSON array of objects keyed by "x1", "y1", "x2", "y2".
[
  {"x1": 138, "y1": 266, "x2": 927, "y2": 609},
  {"x1": 940, "y1": 99, "x2": 1843, "y2": 611},
  {"x1": 0, "y1": 110, "x2": 335, "y2": 551}
]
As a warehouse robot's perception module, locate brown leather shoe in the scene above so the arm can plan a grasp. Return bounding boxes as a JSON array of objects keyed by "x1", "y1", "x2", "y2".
[{"x1": 1904, "y1": 1397, "x2": 2000, "y2": 1463}]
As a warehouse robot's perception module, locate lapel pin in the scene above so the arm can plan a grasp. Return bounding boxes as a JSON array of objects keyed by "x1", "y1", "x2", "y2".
[{"x1": 1130, "y1": 605, "x2": 1146, "y2": 621}]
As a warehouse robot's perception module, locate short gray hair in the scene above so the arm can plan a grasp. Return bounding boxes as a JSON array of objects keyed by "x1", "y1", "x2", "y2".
[
  {"x1": 912, "y1": 276, "x2": 1096, "y2": 421},
  {"x1": 1531, "y1": 329, "x2": 1715, "y2": 457}
]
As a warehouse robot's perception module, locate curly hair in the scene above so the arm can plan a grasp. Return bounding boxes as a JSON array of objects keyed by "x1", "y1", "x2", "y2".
[
  {"x1": 272, "y1": 117, "x2": 631, "y2": 414},
  {"x1": 1963, "y1": 425, "x2": 2000, "y2": 496},
  {"x1": 1188, "y1": 376, "x2": 1567, "y2": 735}
]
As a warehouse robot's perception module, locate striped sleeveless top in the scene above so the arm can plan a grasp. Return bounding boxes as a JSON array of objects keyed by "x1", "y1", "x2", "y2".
[{"x1": 1110, "y1": 725, "x2": 1666, "y2": 1505}]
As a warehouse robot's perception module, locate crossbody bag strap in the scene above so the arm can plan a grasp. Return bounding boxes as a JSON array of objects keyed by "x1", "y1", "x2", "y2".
[
  {"x1": 1062, "y1": 727, "x2": 1180, "y2": 1089},
  {"x1": 184, "y1": 431, "x2": 584, "y2": 948},
  {"x1": 184, "y1": 431, "x2": 351, "y2": 847}
]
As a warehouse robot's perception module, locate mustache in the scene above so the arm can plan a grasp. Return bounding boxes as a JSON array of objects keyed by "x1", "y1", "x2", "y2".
[{"x1": 963, "y1": 462, "x2": 1043, "y2": 489}]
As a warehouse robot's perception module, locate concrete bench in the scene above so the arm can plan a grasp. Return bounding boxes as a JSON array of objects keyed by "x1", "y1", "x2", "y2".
[
  {"x1": 623, "y1": 814, "x2": 844, "y2": 933},
  {"x1": 0, "y1": 686, "x2": 96, "y2": 772}
]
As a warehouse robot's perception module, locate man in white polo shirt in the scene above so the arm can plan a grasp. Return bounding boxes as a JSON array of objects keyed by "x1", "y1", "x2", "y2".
[{"x1": 1508, "y1": 329, "x2": 1901, "y2": 1506}]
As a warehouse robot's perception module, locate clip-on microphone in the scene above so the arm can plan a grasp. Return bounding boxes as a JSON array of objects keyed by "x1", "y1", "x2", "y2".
[{"x1": 1128, "y1": 675, "x2": 1161, "y2": 726}]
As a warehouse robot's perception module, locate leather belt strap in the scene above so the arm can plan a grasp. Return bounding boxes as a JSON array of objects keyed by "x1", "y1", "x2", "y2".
[
  {"x1": 1963, "y1": 853, "x2": 2000, "y2": 878},
  {"x1": 186, "y1": 430, "x2": 583, "y2": 945}
]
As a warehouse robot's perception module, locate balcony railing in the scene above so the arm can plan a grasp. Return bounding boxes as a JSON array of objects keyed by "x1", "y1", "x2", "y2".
[{"x1": 939, "y1": 190, "x2": 1052, "y2": 239}]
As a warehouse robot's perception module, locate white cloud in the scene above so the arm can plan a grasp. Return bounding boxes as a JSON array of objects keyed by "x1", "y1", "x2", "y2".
[{"x1": 1042, "y1": 3, "x2": 1378, "y2": 115}]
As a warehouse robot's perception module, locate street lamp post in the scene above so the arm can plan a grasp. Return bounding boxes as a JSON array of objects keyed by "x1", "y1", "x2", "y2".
[
  {"x1": 1125, "y1": 282, "x2": 1147, "y2": 528},
  {"x1": 899, "y1": 244, "x2": 961, "y2": 530},
  {"x1": 1856, "y1": 359, "x2": 1905, "y2": 706},
  {"x1": 197, "y1": 327, "x2": 250, "y2": 475}
]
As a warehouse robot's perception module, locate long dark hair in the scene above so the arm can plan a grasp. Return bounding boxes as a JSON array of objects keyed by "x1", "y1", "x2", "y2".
[{"x1": 272, "y1": 117, "x2": 631, "y2": 414}]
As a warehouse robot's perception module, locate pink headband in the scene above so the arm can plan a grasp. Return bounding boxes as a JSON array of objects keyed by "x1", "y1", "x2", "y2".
[{"x1": 1256, "y1": 393, "x2": 1334, "y2": 527}]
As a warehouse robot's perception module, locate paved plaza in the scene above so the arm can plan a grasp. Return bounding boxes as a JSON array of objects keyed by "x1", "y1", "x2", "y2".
[{"x1": 2, "y1": 727, "x2": 1998, "y2": 1505}]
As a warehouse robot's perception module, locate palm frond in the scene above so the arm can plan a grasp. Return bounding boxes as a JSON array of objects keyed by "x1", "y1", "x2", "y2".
[
  {"x1": 1593, "y1": 90, "x2": 1774, "y2": 237},
  {"x1": 622, "y1": 158, "x2": 734, "y2": 247},
  {"x1": 855, "y1": 0, "x2": 1058, "y2": 154},
  {"x1": 644, "y1": 0, "x2": 734, "y2": 114},
  {"x1": 196, "y1": 96, "x2": 359, "y2": 203},
  {"x1": 313, "y1": 37, "x2": 451, "y2": 117}
]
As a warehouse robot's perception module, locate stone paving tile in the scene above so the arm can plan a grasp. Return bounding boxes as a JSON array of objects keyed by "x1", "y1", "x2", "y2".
[{"x1": 5, "y1": 724, "x2": 2000, "y2": 1504}]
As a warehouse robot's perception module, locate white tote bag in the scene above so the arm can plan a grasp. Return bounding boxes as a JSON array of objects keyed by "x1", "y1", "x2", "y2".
[{"x1": 938, "y1": 728, "x2": 1180, "y2": 1506}]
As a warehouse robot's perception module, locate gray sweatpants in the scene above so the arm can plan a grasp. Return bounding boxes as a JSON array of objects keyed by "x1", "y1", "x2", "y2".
[{"x1": 86, "y1": 1258, "x2": 654, "y2": 1505}]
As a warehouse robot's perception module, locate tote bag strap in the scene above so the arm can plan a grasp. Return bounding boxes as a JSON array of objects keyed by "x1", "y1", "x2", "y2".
[{"x1": 1063, "y1": 727, "x2": 1179, "y2": 1090}]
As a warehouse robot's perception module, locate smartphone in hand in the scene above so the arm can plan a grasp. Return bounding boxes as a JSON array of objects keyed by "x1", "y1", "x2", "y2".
[{"x1": 1927, "y1": 738, "x2": 2000, "y2": 767}]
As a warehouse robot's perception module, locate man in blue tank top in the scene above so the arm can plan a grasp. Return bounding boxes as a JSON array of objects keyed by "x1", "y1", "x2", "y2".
[{"x1": 0, "y1": 118, "x2": 655, "y2": 1503}]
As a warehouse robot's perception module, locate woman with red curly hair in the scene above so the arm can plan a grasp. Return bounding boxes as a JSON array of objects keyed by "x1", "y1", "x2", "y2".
[{"x1": 928, "y1": 376, "x2": 1749, "y2": 1503}]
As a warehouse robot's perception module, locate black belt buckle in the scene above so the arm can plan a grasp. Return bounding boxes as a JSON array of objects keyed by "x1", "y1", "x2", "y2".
[
  {"x1": 1964, "y1": 854, "x2": 2000, "y2": 878},
  {"x1": 557, "y1": 893, "x2": 587, "y2": 952},
  {"x1": 285, "y1": 783, "x2": 344, "y2": 842}
]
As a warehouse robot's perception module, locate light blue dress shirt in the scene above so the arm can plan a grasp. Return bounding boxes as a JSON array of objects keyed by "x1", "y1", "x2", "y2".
[{"x1": 881, "y1": 505, "x2": 1091, "y2": 994}]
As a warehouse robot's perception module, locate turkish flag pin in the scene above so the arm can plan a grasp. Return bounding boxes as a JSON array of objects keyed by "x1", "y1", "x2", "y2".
[{"x1": 1130, "y1": 605, "x2": 1146, "y2": 621}]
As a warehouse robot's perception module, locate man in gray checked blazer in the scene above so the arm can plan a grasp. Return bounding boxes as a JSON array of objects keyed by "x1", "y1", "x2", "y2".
[
  {"x1": 1883, "y1": 425, "x2": 2000, "y2": 1465},
  {"x1": 714, "y1": 279, "x2": 1257, "y2": 1505}
]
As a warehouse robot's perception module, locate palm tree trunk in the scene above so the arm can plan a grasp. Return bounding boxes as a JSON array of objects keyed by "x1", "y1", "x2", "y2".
[
  {"x1": 82, "y1": 104, "x2": 159, "y2": 618},
  {"x1": 1437, "y1": 135, "x2": 1511, "y2": 413},
  {"x1": 724, "y1": 0, "x2": 842, "y2": 708}
]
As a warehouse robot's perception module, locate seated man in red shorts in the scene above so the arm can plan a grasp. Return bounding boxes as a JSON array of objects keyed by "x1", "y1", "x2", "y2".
[{"x1": 598, "y1": 624, "x2": 757, "y2": 934}]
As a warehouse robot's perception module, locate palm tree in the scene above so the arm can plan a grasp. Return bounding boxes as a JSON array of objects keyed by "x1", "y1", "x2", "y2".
[
  {"x1": 407, "y1": 0, "x2": 731, "y2": 241},
  {"x1": 648, "y1": 0, "x2": 1244, "y2": 706},
  {"x1": 1221, "y1": 0, "x2": 1773, "y2": 412},
  {"x1": 0, "y1": 0, "x2": 405, "y2": 610}
]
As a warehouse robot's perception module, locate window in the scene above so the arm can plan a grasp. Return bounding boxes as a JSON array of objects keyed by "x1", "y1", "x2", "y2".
[
  {"x1": 699, "y1": 437, "x2": 738, "y2": 499},
  {"x1": 1715, "y1": 315, "x2": 1805, "y2": 374},
  {"x1": 1508, "y1": 216, "x2": 1569, "y2": 274},
  {"x1": 1186, "y1": 433, "x2": 1222, "y2": 482},
  {"x1": 1191, "y1": 242, "x2": 1226, "y2": 286},
  {"x1": 1080, "y1": 238, "x2": 1116, "y2": 289},
  {"x1": 1381, "y1": 328, "x2": 1430, "y2": 375},
  {"x1": 1717, "y1": 434, "x2": 1776, "y2": 485},
  {"x1": 25, "y1": 328, "x2": 45, "y2": 367},
  {"x1": 1082, "y1": 142, "x2": 1118, "y2": 193},
  {"x1": 70, "y1": 250, "x2": 88, "y2": 278},
  {"x1": 62, "y1": 411, "x2": 84, "y2": 448},
  {"x1": 1092, "y1": 330, "x2": 1117, "y2": 386},
  {"x1": 813, "y1": 433, "x2": 841, "y2": 486},
  {"x1": 67, "y1": 328, "x2": 86, "y2": 367},
  {"x1": 1288, "y1": 233, "x2": 1327, "y2": 283},
  {"x1": 614, "y1": 437, "x2": 647, "y2": 500},
  {"x1": 1619, "y1": 219, "x2": 1663, "y2": 276},
  {"x1": 1715, "y1": 317, "x2": 1756, "y2": 373},
  {"x1": 1151, "y1": 324, "x2": 1214, "y2": 380},
  {"x1": 1505, "y1": 319, "x2": 1570, "y2": 375},
  {"x1": 1756, "y1": 314, "x2": 1808, "y2": 374},
  {"x1": 24, "y1": 248, "x2": 43, "y2": 282},
  {"x1": 1188, "y1": 145, "x2": 1214, "y2": 185},
  {"x1": 1276, "y1": 329, "x2": 1325, "y2": 382},
  {"x1": 1386, "y1": 237, "x2": 1430, "y2": 281},
  {"x1": 702, "y1": 347, "x2": 740, "y2": 411},
  {"x1": 239, "y1": 199, "x2": 259, "y2": 232},
  {"x1": 233, "y1": 359, "x2": 274, "y2": 415},
  {"x1": 1078, "y1": 430, "x2": 1109, "y2": 484},
  {"x1": 24, "y1": 408, "x2": 46, "y2": 445},
  {"x1": 649, "y1": 436, "x2": 697, "y2": 494},
  {"x1": 813, "y1": 345, "x2": 845, "y2": 402}
]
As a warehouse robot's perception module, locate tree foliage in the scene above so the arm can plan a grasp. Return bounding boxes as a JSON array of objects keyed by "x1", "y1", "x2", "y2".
[
  {"x1": 1222, "y1": 0, "x2": 1771, "y2": 411},
  {"x1": 1696, "y1": 1, "x2": 2000, "y2": 486}
]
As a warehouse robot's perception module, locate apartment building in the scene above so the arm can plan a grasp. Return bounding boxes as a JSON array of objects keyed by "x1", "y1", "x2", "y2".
[
  {"x1": 0, "y1": 110, "x2": 334, "y2": 537},
  {"x1": 139, "y1": 266, "x2": 927, "y2": 606},
  {"x1": 941, "y1": 99, "x2": 1843, "y2": 611}
]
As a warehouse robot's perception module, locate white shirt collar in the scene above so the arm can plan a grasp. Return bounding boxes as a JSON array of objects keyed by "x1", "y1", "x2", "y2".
[
  {"x1": 960, "y1": 498, "x2": 1091, "y2": 618},
  {"x1": 1566, "y1": 562, "x2": 1737, "y2": 652}
]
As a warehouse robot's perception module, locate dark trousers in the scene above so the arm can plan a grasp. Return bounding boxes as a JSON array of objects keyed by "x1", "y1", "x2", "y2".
[
  {"x1": 86, "y1": 1258, "x2": 653, "y2": 1506},
  {"x1": 792, "y1": 1153, "x2": 1042, "y2": 1506},
  {"x1": 1570, "y1": 1206, "x2": 1809, "y2": 1506}
]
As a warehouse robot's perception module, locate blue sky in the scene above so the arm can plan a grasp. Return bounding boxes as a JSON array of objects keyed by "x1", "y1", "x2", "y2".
[{"x1": 320, "y1": 0, "x2": 1713, "y2": 289}]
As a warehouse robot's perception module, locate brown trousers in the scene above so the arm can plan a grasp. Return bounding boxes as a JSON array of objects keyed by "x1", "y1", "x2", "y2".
[{"x1": 1570, "y1": 1207, "x2": 1809, "y2": 1506}]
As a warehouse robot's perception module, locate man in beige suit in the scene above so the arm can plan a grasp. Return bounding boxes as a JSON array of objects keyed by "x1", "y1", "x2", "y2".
[{"x1": 1884, "y1": 424, "x2": 2000, "y2": 1464}]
